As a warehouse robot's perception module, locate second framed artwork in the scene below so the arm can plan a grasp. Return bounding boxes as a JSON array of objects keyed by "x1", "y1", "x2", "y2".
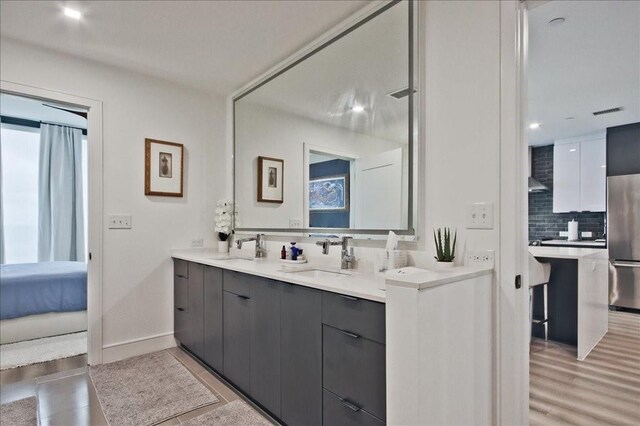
[{"x1": 257, "y1": 156, "x2": 284, "y2": 203}]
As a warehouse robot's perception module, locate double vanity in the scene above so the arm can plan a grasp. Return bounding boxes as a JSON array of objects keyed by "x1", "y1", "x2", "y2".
[{"x1": 172, "y1": 248, "x2": 494, "y2": 426}]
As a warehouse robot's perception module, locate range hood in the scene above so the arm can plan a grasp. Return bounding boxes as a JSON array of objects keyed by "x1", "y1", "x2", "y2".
[{"x1": 528, "y1": 147, "x2": 549, "y2": 193}]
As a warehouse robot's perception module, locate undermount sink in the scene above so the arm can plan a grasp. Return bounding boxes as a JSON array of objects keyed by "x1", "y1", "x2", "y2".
[
  {"x1": 285, "y1": 269, "x2": 350, "y2": 279},
  {"x1": 210, "y1": 256, "x2": 254, "y2": 261}
]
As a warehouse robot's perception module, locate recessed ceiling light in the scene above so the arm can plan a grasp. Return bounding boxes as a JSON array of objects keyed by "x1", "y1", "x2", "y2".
[
  {"x1": 351, "y1": 105, "x2": 365, "y2": 113},
  {"x1": 64, "y1": 7, "x2": 82, "y2": 20},
  {"x1": 548, "y1": 17, "x2": 565, "y2": 27},
  {"x1": 569, "y1": 149, "x2": 577, "y2": 152},
  {"x1": 529, "y1": 122, "x2": 541, "y2": 129},
  {"x1": 601, "y1": 165, "x2": 606, "y2": 168}
]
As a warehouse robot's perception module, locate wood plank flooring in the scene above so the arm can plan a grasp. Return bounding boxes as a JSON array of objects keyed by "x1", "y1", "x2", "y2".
[{"x1": 530, "y1": 311, "x2": 640, "y2": 425}]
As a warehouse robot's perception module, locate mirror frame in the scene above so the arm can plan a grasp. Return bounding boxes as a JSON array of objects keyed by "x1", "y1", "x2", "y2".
[{"x1": 232, "y1": 0, "x2": 418, "y2": 238}]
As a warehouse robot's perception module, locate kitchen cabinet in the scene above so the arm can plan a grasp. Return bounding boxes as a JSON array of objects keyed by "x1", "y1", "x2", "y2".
[
  {"x1": 203, "y1": 266, "x2": 223, "y2": 372},
  {"x1": 173, "y1": 260, "x2": 386, "y2": 425},
  {"x1": 223, "y1": 271, "x2": 252, "y2": 393},
  {"x1": 553, "y1": 135, "x2": 606, "y2": 213},
  {"x1": 250, "y1": 276, "x2": 281, "y2": 417},
  {"x1": 173, "y1": 259, "x2": 204, "y2": 359},
  {"x1": 281, "y1": 283, "x2": 322, "y2": 426}
]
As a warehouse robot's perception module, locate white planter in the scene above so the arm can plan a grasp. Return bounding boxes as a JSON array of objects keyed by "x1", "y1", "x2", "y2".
[
  {"x1": 217, "y1": 240, "x2": 229, "y2": 253},
  {"x1": 436, "y1": 261, "x2": 455, "y2": 270}
]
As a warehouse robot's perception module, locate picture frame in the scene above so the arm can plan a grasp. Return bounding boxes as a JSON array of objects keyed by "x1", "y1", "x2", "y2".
[
  {"x1": 145, "y1": 138, "x2": 184, "y2": 197},
  {"x1": 257, "y1": 156, "x2": 284, "y2": 203},
  {"x1": 309, "y1": 174, "x2": 350, "y2": 211}
]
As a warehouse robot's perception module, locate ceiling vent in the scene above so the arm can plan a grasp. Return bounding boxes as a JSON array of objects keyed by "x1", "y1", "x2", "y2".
[
  {"x1": 388, "y1": 87, "x2": 417, "y2": 100},
  {"x1": 592, "y1": 106, "x2": 623, "y2": 116}
]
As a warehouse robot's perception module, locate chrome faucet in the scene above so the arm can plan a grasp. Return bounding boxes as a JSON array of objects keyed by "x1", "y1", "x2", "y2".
[
  {"x1": 236, "y1": 234, "x2": 267, "y2": 259},
  {"x1": 316, "y1": 236, "x2": 355, "y2": 269}
]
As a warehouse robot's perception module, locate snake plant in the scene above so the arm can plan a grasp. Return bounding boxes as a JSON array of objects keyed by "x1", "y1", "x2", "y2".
[{"x1": 434, "y1": 227, "x2": 457, "y2": 262}]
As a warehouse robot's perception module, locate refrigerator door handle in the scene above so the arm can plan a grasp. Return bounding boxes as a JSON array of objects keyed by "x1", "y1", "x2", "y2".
[{"x1": 611, "y1": 261, "x2": 640, "y2": 268}]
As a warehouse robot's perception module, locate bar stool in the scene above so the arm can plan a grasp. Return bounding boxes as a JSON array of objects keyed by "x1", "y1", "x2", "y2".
[{"x1": 529, "y1": 254, "x2": 551, "y2": 347}]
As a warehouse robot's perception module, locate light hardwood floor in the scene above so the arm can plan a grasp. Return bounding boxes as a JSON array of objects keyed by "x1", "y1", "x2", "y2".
[{"x1": 530, "y1": 311, "x2": 640, "y2": 425}]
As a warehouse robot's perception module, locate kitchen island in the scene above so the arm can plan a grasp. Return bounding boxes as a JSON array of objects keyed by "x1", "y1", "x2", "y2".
[{"x1": 529, "y1": 246, "x2": 609, "y2": 360}]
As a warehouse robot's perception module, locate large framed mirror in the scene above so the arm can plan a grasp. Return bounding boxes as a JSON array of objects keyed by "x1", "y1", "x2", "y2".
[{"x1": 234, "y1": 0, "x2": 418, "y2": 238}]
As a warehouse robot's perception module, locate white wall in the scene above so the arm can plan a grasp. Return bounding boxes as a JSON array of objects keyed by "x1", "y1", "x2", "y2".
[
  {"x1": 235, "y1": 101, "x2": 404, "y2": 228},
  {"x1": 0, "y1": 37, "x2": 226, "y2": 361}
]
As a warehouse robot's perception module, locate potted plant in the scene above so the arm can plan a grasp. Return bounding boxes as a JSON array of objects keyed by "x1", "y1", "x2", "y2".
[
  {"x1": 434, "y1": 227, "x2": 457, "y2": 269},
  {"x1": 215, "y1": 199, "x2": 236, "y2": 253}
]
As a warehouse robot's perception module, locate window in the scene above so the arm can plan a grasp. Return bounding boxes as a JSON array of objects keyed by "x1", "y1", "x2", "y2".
[{"x1": 0, "y1": 124, "x2": 88, "y2": 264}]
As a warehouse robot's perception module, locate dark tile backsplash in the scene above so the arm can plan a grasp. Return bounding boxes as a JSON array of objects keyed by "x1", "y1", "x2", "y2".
[{"x1": 528, "y1": 145, "x2": 606, "y2": 241}]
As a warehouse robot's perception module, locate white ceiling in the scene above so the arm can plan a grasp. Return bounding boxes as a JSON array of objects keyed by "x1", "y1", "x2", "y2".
[
  {"x1": 0, "y1": 93, "x2": 88, "y2": 128},
  {"x1": 0, "y1": 0, "x2": 370, "y2": 96},
  {"x1": 527, "y1": 0, "x2": 640, "y2": 145}
]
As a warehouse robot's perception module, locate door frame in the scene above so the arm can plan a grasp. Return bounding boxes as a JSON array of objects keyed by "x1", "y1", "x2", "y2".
[
  {"x1": 497, "y1": 1, "x2": 530, "y2": 424},
  {"x1": 1, "y1": 80, "x2": 104, "y2": 365}
]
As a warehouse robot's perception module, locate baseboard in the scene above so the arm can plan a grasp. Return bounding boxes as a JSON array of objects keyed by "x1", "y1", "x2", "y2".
[{"x1": 101, "y1": 331, "x2": 176, "y2": 364}]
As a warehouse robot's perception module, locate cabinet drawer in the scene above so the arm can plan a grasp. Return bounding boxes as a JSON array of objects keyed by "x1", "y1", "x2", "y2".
[
  {"x1": 223, "y1": 270, "x2": 251, "y2": 297},
  {"x1": 323, "y1": 325, "x2": 386, "y2": 420},
  {"x1": 174, "y1": 276, "x2": 188, "y2": 311},
  {"x1": 174, "y1": 259, "x2": 188, "y2": 278},
  {"x1": 323, "y1": 389, "x2": 384, "y2": 426},
  {"x1": 322, "y1": 291, "x2": 385, "y2": 344}
]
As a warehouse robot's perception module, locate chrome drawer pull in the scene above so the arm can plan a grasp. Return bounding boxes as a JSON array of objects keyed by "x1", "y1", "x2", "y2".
[
  {"x1": 176, "y1": 308, "x2": 185, "y2": 312},
  {"x1": 237, "y1": 294, "x2": 250, "y2": 300},
  {"x1": 611, "y1": 261, "x2": 640, "y2": 268},
  {"x1": 340, "y1": 398, "x2": 361, "y2": 412},
  {"x1": 176, "y1": 274, "x2": 187, "y2": 278},
  {"x1": 340, "y1": 294, "x2": 360, "y2": 301},
  {"x1": 338, "y1": 329, "x2": 360, "y2": 339}
]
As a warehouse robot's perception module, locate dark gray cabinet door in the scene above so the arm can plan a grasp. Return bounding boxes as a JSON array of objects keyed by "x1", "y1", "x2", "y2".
[
  {"x1": 223, "y1": 288, "x2": 251, "y2": 393},
  {"x1": 186, "y1": 262, "x2": 205, "y2": 359},
  {"x1": 250, "y1": 277, "x2": 281, "y2": 417},
  {"x1": 174, "y1": 275, "x2": 189, "y2": 347},
  {"x1": 203, "y1": 266, "x2": 223, "y2": 372},
  {"x1": 281, "y1": 283, "x2": 323, "y2": 426}
]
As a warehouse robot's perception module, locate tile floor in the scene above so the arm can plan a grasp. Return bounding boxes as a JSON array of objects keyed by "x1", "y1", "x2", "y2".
[{"x1": 0, "y1": 347, "x2": 273, "y2": 425}]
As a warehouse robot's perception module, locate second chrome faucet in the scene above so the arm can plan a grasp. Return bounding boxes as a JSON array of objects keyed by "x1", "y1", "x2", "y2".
[{"x1": 316, "y1": 236, "x2": 355, "y2": 269}]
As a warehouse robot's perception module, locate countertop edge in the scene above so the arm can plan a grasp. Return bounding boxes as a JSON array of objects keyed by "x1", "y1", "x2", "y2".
[{"x1": 385, "y1": 267, "x2": 493, "y2": 290}]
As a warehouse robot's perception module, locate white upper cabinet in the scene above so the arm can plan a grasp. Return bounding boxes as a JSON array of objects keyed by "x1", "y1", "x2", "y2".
[
  {"x1": 579, "y1": 138, "x2": 607, "y2": 212},
  {"x1": 553, "y1": 133, "x2": 606, "y2": 213},
  {"x1": 553, "y1": 142, "x2": 581, "y2": 213}
]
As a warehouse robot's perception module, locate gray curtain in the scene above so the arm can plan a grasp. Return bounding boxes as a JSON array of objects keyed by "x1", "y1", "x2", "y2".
[{"x1": 38, "y1": 123, "x2": 85, "y2": 262}]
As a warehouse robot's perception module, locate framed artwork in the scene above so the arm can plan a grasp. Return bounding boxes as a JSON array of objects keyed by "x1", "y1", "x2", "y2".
[
  {"x1": 309, "y1": 174, "x2": 349, "y2": 211},
  {"x1": 145, "y1": 138, "x2": 184, "y2": 197},
  {"x1": 258, "y1": 156, "x2": 284, "y2": 203}
]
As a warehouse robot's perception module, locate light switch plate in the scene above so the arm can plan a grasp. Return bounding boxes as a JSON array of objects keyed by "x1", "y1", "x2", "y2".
[
  {"x1": 466, "y1": 202, "x2": 494, "y2": 229},
  {"x1": 108, "y1": 214, "x2": 132, "y2": 229},
  {"x1": 190, "y1": 238, "x2": 204, "y2": 247}
]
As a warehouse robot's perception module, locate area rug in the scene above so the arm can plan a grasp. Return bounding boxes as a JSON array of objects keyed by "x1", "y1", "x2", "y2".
[
  {"x1": 0, "y1": 331, "x2": 86, "y2": 370},
  {"x1": 181, "y1": 400, "x2": 271, "y2": 426},
  {"x1": 90, "y1": 350, "x2": 218, "y2": 426},
  {"x1": 0, "y1": 396, "x2": 38, "y2": 426}
]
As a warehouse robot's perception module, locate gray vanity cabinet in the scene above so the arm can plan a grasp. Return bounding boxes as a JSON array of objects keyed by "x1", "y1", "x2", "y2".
[
  {"x1": 173, "y1": 259, "x2": 205, "y2": 359},
  {"x1": 250, "y1": 276, "x2": 281, "y2": 417},
  {"x1": 223, "y1": 270, "x2": 252, "y2": 393},
  {"x1": 203, "y1": 266, "x2": 223, "y2": 372},
  {"x1": 280, "y1": 283, "x2": 323, "y2": 426}
]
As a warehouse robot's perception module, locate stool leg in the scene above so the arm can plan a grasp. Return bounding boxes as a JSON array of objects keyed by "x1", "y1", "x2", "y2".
[
  {"x1": 529, "y1": 288, "x2": 534, "y2": 350},
  {"x1": 543, "y1": 283, "x2": 548, "y2": 341}
]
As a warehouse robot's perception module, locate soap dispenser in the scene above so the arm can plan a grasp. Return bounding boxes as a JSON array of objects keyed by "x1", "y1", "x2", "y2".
[{"x1": 290, "y1": 242, "x2": 299, "y2": 261}]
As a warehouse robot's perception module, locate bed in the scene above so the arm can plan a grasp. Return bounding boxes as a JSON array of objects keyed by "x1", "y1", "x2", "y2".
[{"x1": 0, "y1": 262, "x2": 87, "y2": 344}]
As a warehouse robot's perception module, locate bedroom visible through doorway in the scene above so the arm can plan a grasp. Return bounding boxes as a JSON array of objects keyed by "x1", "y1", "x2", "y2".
[{"x1": 0, "y1": 92, "x2": 89, "y2": 370}]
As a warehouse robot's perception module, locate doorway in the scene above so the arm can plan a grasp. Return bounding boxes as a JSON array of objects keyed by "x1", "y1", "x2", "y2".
[{"x1": 0, "y1": 80, "x2": 104, "y2": 367}]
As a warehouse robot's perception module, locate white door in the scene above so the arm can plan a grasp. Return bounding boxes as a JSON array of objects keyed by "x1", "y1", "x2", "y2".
[
  {"x1": 354, "y1": 148, "x2": 403, "y2": 229},
  {"x1": 579, "y1": 137, "x2": 606, "y2": 212},
  {"x1": 553, "y1": 142, "x2": 581, "y2": 213}
]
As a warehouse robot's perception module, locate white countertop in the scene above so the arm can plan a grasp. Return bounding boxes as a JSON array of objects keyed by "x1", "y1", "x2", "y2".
[
  {"x1": 529, "y1": 246, "x2": 607, "y2": 260},
  {"x1": 385, "y1": 266, "x2": 493, "y2": 290},
  {"x1": 172, "y1": 249, "x2": 495, "y2": 302},
  {"x1": 172, "y1": 248, "x2": 388, "y2": 303},
  {"x1": 540, "y1": 239, "x2": 606, "y2": 248}
]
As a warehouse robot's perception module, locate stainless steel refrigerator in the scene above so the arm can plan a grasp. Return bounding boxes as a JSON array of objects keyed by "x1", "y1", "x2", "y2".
[{"x1": 608, "y1": 174, "x2": 640, "y2": 309}]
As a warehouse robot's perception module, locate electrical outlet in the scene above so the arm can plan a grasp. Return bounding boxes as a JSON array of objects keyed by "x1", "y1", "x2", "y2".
[
  {"x1": 108, "y1": 214, "x2": 132, "y2": 229},
  {"x1": 289, "y1": 218, "x2": 302, "y2": 228},
  {"x1": 190, "y1": 238, "x2": 204, "y2": 248},
  {"x1": 466, "y1": 202, "x2": 494, "y2": 229},
  {"x1": 559, "y1": 231, "x2": 569, "y2": 237},
  {"x1": 466, "y1": 250, "x2": 495, "y2": 267},
  {"x1": 581, "y1": 231, "x2": 593, "y2": 238}
]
